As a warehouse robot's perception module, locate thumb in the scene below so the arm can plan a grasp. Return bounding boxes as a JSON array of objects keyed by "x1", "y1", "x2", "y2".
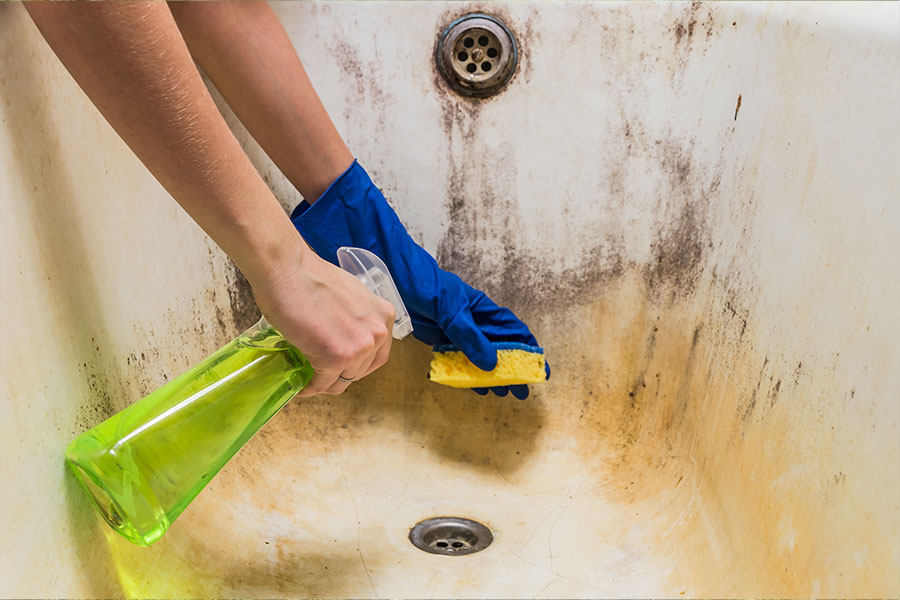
[{"x1": 444, "y1": 308, "x2": 498, "y2": 372}]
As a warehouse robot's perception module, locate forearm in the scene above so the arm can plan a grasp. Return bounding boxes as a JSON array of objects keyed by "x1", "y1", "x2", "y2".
[
  {"x1": 168, "y1": 1, "x2": 352, "y2": 201},
  {"x1": 26, "y1": 1, "x2": 304, "y2": 283}
]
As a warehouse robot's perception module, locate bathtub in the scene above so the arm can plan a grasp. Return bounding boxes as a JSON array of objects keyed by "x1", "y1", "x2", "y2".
[{"x1": 1, "y1": 1, "x2": 897, "y2": 597}]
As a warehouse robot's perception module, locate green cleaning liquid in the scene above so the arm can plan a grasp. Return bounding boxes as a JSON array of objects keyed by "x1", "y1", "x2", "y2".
[
  {"x1": 66, "y1": 247, "x2": 413, "y2": 547},
  {"x1": 65, "y1": 319, "x2": 313, "y2": 546}
]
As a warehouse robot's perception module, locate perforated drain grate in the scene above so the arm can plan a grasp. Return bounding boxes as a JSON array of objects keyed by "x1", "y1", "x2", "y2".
[
  {"x1": 435, "y1": 14, "x2": 518, "y2": 98},
  {"x1": 409, "y1": 517, "x2": 493, "y2": 556}
]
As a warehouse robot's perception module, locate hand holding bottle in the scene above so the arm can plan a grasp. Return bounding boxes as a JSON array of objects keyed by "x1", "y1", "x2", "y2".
[{"x1": 250, "y1": 242, "x2": 395, "y2": 397}]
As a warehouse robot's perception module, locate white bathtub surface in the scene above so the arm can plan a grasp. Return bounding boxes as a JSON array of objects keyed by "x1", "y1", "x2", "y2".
[{"x1": 1, "y1": 2, "x2": 898, "y2": 598}]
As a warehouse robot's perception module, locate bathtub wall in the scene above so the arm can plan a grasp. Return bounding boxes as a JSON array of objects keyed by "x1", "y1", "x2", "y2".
[
  {"x1": 1, "y1": 2, "x2": 898, "y2": 598},
  {"x1": 0, "y1": 3, "x2": 263, "y2": 596}
]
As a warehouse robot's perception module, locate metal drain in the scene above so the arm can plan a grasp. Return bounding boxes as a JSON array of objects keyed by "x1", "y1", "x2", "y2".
[
  {"x1": 435, "y1": 14, "x2": 518, "y2": 98},
  {"x1": 409, "y1": 517, "x2": 493, "y2": 556}
]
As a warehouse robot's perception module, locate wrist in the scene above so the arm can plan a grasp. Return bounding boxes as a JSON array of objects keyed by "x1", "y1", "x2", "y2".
[{"x1": 237, "y1": 221, "x2": 312, "y2": 300}]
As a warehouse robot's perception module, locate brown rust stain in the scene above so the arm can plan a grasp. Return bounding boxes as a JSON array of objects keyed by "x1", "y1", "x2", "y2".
[
  {"x1": 734, "y1": 93, "x2": 742, "y2": 121},
  {"x1": 670, "y1": 2, "x2": 720, "y2": 45},
  {"x1": 260, "y1": 338, "x2": 549, "y2": 477},
  {"x1": 101, "y1": 508, "x2": 371, "y2": 598},
  {"x1": 545, "y1": 266, "x2": 889, "y2": 596},
  {"x1": 94, "y1": 254, "x2": 888, "y2": 596},
  {"x1": 412, "y1": 62, "x2": 896, "y2": 579},
  {"x1": 671, "y1": 2, "x2": 702, "y2": 45},
  {"x1": 93, "y1": 211, "x2": 895, "y2": 597},
  {"x1": 44, "y1": 4, "x2": 898, "y2": 597}
]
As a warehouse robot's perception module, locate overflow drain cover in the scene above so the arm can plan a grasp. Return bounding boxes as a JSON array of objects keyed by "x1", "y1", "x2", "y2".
[
  {"x1": 435, "y1": 14, "x2": 518, "y2": 98},
  {"x1": 409, "y1": 517, "x2": 493, "y2": 556}
]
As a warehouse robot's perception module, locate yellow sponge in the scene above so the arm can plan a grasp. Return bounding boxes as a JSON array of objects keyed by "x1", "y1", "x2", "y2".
[{"x1": 428, "y1": 343, "x2": 547, "y2": 388}]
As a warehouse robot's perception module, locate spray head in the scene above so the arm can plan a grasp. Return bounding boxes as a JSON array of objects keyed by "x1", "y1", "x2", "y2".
[{"x1": 337, "y1": 247, "x2": 413, "y2": 340}]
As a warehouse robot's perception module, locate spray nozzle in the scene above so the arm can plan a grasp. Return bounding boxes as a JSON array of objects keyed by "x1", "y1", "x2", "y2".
[{"x1": 337, "y1": 247, "x2": 413, "y2": 340}]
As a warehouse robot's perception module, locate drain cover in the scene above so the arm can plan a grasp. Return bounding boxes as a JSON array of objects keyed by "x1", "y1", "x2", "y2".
[
  {"x1": 435, "y1": 14, "x2": 518, "y2": 98},
  {"x1": 409, "y1": 517, "x2": 493, "y2": 556}
]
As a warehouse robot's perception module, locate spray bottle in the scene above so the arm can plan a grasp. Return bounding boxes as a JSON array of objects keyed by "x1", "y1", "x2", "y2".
[{"x1": 65, "y1": 247, "x2": 412, "y2": 546}]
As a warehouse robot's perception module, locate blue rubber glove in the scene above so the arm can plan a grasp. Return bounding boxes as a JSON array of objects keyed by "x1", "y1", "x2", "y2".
[{"x1": 290, "y1": 160, "x2": 549, "y2": 399}]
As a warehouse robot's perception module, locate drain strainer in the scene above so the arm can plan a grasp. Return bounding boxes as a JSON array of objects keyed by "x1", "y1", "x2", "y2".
[
  {"x1": 409, "y1": 517, "x2": 493, "y2": 556},
  {"x1": 435, "y1": 14, "x2": 518, "y2": 98}
]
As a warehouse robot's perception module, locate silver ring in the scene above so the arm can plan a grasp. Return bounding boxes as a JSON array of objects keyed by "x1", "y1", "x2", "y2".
[{"x1": 338, "y1": 374, "x2": 355, "y2": 383}]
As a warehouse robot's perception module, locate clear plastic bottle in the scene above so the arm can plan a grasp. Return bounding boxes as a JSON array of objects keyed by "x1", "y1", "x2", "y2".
[{"x1": 65, "y1": 318, "x2": 312, "y2": 546}]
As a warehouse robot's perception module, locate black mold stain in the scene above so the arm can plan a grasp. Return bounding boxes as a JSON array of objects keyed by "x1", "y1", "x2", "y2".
[
  {"x1": 72, "y1": 352, "x2": 121, "y2": 435},
  {"x1": 73, "y1": 371, "x2": 117, "y2": 433},
  {"x1": 734, "y1": 94, "x2": 742, "y2": 121},
  {"x1": 433, "y1": 96, "x2": 485, "y2": 282},
  {"x1": 330, "y1": 38, "x2": 391, "y2": 154},
  {"x1": 646, "y1": 203, "x2": 705, "y2": 297},
  {"x1": 673, "y1": 325, "x2": 703, "y2": 420},
  {"x1": 741, "y1": 356, "x2": 769, "y2": 429},
  {"x1": 225, "y1": 260, "x2": 261, "y2": 333},
  {"x1": 667, "y1": 2, "x2": 721, "y2": 82},
  {"x1": 643, "y1": 140, "x2": 720, "y2": 301},
  {"x1": 431, "y1": 21, "x2": 625, "y2": 319},
  {"x1": 429, "y1": 2, "x2": 723, "y2": 338},
  {"x1": 768, "y1": 379, "x2": 782, "y2": 408},
  {"x1": 628, "y1": 326, "x2": 658, "y2": 408},
  {"x1": 722, "y1": 292, "x2": 750, "y2": 341},
  {"x1": 432, "y1": 118, "x2": 722, "y2": 322}
]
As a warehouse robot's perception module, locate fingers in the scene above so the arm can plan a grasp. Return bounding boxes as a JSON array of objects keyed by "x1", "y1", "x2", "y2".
[
  {"x1": 297, "y1": 369, "x2": 344, "y2": 397},
  {"x1": 470, "y1": 385, "x2": 530, "y2": 400},
  {"x1": 299, "y1": 362, "x2": 363, "y2": 397},
  {"x1": 332, "y1": 335, "x2": 390, "y2": 394},
  {"x1": 299, "y1": 343, "x2": 384, "y2": 397},
  {"x1": 297, "y1": 341, "x2": 375, "y2": 397},
  {"x1": 324, "y1": 372, "x2": 355, "y2": 395},
  {"x1": 360, "y1": 334, "x2": 392, "y2": 378},
  {"x1": 298, "y1": 303, "x2": 394, "y2": 398},
  {"x1": 353, "y1": 296, "x2": 394, "y2": 380},
  {"x1": 467, "y1": 292, "x2": 541, "y2": 347},
  {"x1": 509, "y1": 385, "x2": 530, "y2": 400},
  {"x1": 444, "y1": 309, "x2": 498, "y2": 372}
]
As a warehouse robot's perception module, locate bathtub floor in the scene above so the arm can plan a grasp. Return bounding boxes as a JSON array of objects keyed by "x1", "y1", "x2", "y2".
[{"x1": 75, "y1": 341, "x2": 690, "y2": 599}]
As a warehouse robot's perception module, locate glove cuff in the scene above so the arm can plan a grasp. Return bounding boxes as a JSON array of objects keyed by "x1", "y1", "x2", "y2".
[
  {"x1": 289, "y1": 159, "x2": 474, "y2": 347},
  {"x1": 291, "y1": 159, "x2": 382, "y2": 267},
  {"x1": 290, "y1": 158, "x2": 359, "y2": 222}
]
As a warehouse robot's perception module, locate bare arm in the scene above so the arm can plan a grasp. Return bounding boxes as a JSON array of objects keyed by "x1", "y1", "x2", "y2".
[
  {"x1": 168, "y1": 1, "x2": 351, "y2": 201},
  {"x1": 27, "y1": 2, "x2": 392, "y2": 395},
  {"x1": 28, "y1": 1, "x2": 291, "y2": 279}
]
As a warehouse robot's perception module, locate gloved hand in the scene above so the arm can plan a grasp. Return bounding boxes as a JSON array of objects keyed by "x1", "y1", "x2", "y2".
[{"x1": 291, "y1": 160, "x2": 549, "y2": 399}]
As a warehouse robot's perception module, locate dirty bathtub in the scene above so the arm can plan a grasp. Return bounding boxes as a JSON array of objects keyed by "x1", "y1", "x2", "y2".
[{"x1": 1, "y1": 1, "x2": 898, "y2": 598}]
